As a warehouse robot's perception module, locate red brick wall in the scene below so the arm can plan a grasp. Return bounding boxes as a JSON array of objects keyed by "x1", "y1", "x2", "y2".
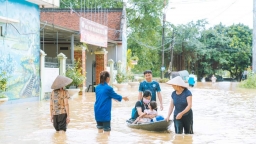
[
  {"x1": 40, "y1": 10, "x2": 122, "y2": 40},
  {"x1": 74, "y1": 49, "x2": 86, "y2": 87},
  {"x1": 95, "y1": 54, "x2": 107, "y2": 84}
]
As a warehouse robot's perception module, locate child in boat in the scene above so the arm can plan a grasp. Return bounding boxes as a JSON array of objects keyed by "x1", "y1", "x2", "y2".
[{"x1": 132, "y1": 101, "x2": 158, "y2": 124}]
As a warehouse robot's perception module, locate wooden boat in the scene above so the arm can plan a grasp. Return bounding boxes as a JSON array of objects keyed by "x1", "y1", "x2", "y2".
[{"x1": 126, "y1": 120, "x2": 173, "y2": 131}]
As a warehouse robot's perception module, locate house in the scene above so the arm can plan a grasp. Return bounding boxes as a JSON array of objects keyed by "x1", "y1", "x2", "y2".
[
  {"x1": 0, "y1": 0, "x2": 59, "y2": 101},
  {"x1": 40, "y1": 8, "x2": 127, "y2": 90}
]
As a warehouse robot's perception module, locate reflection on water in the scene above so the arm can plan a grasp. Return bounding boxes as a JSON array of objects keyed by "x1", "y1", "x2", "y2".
[{"x1": 0, "y1": 82, "x2": 255, "y2": 143}]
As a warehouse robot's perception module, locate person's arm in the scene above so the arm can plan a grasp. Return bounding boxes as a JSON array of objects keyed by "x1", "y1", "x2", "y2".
[
  {"x1": 50, "y1": 92, "x2": 53, "y2": 123},
  {"x1": 138, "y1": 92, "x2": 143, "y2": 101},
  {"x1": 108, "y1": 87, "x2": 128, "y2": 101},
  {"x1": 138, "y1": 82, "x2": 143, "y2": 100},
  {"x1": 165, "y1": 98, "x2": 174, "y2": 122},
  {"x1": 156, "y1": 83, "x2": 163, "y2": 110},
  {"x1": 64, "y1": 90, "x2": 70, "y2": 123},
  {"x1": 157, "y1": 92, "x2": 163, "y2": 110},
  {"x1": 176, "y1": 96, "x2": 192, "y2": 120},
  {"x1": 132, "y1": 113, "x2": 147, "y2": 124}
]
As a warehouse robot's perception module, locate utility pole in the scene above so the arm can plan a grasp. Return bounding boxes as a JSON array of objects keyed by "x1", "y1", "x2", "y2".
[
  {"x1": 253, "y1": 0, "x2": 256, "y2": 72},
  {"x1": 170, "y1": 31, "x2": 175, "y2": 73},
  {"x1": 161, "y1": 0, "x2": 166, "y2": 79},
  {"x1": 168, "y1": 30, "x2": 175, "y2": 79}
]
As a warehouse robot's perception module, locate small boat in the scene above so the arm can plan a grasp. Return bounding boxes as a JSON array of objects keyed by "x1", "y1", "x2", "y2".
[{"x1": 126, "y1": 120, "x2": 173, "y2": 131}]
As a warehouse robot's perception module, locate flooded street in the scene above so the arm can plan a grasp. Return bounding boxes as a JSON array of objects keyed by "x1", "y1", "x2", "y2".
[{"x1": 0, "y1": 82, "x2": 256, "y2": 144}]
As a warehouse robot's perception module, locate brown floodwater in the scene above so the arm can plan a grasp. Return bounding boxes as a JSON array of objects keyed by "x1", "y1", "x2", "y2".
[{"x1": 0, "y1": 82, "x2": 255, "y2": 144}]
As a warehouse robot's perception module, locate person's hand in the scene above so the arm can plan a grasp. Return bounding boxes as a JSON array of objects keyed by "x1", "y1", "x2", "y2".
[
  {"x1": 113, "y1": 99, "x2": 119, "y2": 102},
  {"x1": 160, "y1": 104, "x2": 163, "y2": 111},
  {"x1": 149, "y1": 115, "x2": 155, "y2": 119},
  {"x1": 51, "y1": 116, "x2": 53, "y2": 123},
  {"x1": 176, "y1": 113, "x2": 183, "y2": 119},
  {"x1": 66, "y1": 117, "x2": 70, "y2": 124},
  {"x1": 165, "y1": 117, "x2": 169, "y2": 122},
  {"x1": 122, "y1": 96, "x2": 129, "y2": 101}
]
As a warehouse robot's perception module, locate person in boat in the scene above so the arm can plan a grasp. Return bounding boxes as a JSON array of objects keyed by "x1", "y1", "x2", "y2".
[
  {"x1": 94, "y1": 71, "x2": 129, "y2": 135},
  {"x1": 50, "y1": 75, "x2": 72, "y2": 133},
  {"x1": 130, "y1": 90, "x2": 156, "y2": 122},
  {"x1": 165, "y1": 76, "x2": 193, "y2": 134},
  {"x1": 132, "y1": 101, "x2": 158, "y2": 124},
  {"x1": 138, "y1": 70, "x2": 163, "y2": 110}
]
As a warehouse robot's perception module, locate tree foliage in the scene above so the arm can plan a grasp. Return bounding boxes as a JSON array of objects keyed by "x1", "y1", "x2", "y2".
[{"x1": 58, "y1": 0, "x2": 253, "y2": 80}]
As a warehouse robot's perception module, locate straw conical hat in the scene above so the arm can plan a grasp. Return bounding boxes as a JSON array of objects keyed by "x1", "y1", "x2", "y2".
[
  {"x1": 166, "y1": 76, "x2": 188, "y2": 88},
  {"x1": 51, "y1": 75, "x2": 73, "y2": 89}
]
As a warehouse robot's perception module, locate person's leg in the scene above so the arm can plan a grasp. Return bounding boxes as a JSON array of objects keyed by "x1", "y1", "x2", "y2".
[
  {"x1": 103, "y1": 121, "x2": 111, "y2": 135},
  {"x1": 174, "y1": 115, "x2": 183, "y2": 134},
  {"x1": 96, "y1": 121, "x2": 104, "y2": 133},
  {"x1": 53, "y1": 115, "x2": 59, "y2": 132},
  {"x1": 183, "y1": 111, "x2": 193, "y2": 134},
  {"x1": 58, "y1": 113, "x2": 67, "y2": 132}
]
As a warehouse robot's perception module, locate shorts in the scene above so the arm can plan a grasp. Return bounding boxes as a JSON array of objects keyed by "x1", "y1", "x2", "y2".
[
  {"x1": 189, "y1": 84, "x2": 194, "y2": 87},
  {"x1": 53, "y1": 113, "x2": 67, "y2": 131},
  {"x1": 174, "y1": 110, "x2": 193, "y2": 134},
  {"x1": 96, "y1": 121, "x2": 111, "y2": 131}
]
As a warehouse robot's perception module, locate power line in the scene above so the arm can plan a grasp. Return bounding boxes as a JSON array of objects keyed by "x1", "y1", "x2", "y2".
[{"x1": 208, "y1": 0, "x2": 238, "y2": 22}]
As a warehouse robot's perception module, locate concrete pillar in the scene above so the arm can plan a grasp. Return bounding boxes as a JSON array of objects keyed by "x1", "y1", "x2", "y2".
[
  {"x1": 117, "y1": 60, "x2": 122, "y2": 73},
  {"x1": 57, "y1": 53, "x2": 67, "y2": 76},
  {"x1": 95, "y1": 48, "x2": 108, "y2": 84},
  {"x1": 40, "y1": 50, "x2": 47, "y2": 101},
  {"x1": 71, "y1": 34, "x2": 74, "y2": 65},
  {"x1": 108, "y1": 59, "x2": 114, "y2": 86}
]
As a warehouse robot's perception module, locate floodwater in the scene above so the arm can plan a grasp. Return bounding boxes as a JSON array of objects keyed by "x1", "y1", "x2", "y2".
[{"x1": 0, "y1": 82, "x2": 256, "y2": 144}]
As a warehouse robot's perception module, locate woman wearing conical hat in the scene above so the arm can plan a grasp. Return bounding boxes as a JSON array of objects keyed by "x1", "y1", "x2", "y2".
[
  {"x1": 165, "y1": 76, "x2": 193, "y2": 134},
  {"x1": 50, "y1": 75, "x2": 73, "y2": 133}
]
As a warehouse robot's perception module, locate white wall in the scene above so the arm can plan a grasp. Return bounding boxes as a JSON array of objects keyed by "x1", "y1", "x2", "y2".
[{"x1": 41, "y1": 44, "x2": 71, "y2": 58}]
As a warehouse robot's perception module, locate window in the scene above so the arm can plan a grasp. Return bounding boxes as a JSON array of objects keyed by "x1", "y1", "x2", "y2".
[{"x1": 60, "y1": 47, "x2": 68, "y2": 50}]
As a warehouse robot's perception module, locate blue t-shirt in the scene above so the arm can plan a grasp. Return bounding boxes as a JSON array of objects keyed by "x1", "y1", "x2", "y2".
[
  {"x1": 171, "y1": 88, "x2": 192, "y2": 116},
  {"x1": 94, "y1": 82, "x2": 122, "y2": 121},
  {"x1": 188, "y1": 77, "x2": 195, "y2": 85},
  {"x1": 139, "y1": 80, "x2": 161, "y2": 101}
]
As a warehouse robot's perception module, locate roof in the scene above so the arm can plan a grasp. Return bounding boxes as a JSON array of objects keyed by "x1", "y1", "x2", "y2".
[{"x1": 40, "y1": 8, "x2": 123, "y2": 41}]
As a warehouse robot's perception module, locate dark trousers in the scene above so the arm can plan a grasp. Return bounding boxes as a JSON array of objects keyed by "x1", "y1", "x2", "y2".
[
  {"x1": 174, "y1": 110, "x2": 193, "y2": 134},
  {"x1": 53, "y1": 113, "x2": 67, "y2": 131}
]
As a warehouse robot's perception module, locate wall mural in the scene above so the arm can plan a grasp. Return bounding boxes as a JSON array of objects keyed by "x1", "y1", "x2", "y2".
[{"x1": 0, "y1": 0, "x2": 40, "y2": 100}]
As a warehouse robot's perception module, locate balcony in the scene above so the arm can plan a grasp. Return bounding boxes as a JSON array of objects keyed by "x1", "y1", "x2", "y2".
[{"x1": 26, "y1": 0, "x2": 60, "y2": 8}]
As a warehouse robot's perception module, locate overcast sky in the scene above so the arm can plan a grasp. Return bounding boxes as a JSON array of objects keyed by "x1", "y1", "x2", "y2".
[{"x1": 166, "y1": 0, "x2": 253, "y2": 28}]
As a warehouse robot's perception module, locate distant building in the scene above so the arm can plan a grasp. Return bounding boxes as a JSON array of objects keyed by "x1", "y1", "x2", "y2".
[{"x1": 40, "y1": 8, "x2": 127, "y2": 88}]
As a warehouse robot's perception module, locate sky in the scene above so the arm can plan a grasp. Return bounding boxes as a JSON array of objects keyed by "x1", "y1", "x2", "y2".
[{"x1": 166, "y1": 0, "x2": 253, "y2": 28}]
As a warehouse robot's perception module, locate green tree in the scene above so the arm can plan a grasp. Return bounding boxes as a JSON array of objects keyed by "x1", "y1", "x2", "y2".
[
  {"x1": 127, "y1": 0, "x2": 168, "y2": 76},
  {"x1": 198, "y1": 23, "x2": 231, "y2": 79},
  {"x1": 60, "y1": 0, "x2": 123, "y2": 9},
  {"x1": 224, "y1": 24, "x2": 252, "y2": 80}
]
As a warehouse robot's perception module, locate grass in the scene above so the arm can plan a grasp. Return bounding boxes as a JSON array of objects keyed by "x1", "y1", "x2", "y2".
[{"x1": 239, "y1": 72, "x2": 256, "y2": 89}]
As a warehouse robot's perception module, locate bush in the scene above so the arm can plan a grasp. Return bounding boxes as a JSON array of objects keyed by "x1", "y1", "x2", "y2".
[
  {"x1": 0, "y1": 71, "x2": 8, "y2": 98},
  {"x1": 116, "y1": 72, "x2": 126, "y2": 84},
  {"x1": 126, "y1": 71, "x2": 135, "y2": 82},
  {"x1": 239, "y1": 71, "x2": 256, "y2": 88},
  {"x1": 66, "y1": 60, "x2": 86, "y2": 88},
  {"x1": 159, "y1": 78, "x2": 169, "y2": 83}
]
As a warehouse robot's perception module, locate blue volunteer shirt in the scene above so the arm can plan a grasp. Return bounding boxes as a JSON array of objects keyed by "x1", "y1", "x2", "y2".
[
  {"x1": 94, "y1": 82, "x2": 122, "y2": 121},
  {"x1": 172, "y1": 88, "x2": 192, "y2": 116},
  {"x1": 139, "y1": 80, "x2": 161, "y2": 101}
]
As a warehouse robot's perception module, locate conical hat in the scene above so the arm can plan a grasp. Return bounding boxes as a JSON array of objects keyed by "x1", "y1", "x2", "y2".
[
  {"x1": 51, "y1": 75, "x2": 73, "y2": 89},
  {"x1": 166, "y1": 76, "x2": 188, "y2": 88}
]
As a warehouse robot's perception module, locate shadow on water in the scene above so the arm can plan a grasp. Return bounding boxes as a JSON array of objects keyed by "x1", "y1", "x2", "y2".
[{"x1": 0, "y1": 82, "x2": 255, "y2": 143}]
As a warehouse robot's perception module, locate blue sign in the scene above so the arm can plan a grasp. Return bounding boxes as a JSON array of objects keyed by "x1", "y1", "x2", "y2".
[{"x1": 161, "y1": 67, "x2": 165, "y2": 71}]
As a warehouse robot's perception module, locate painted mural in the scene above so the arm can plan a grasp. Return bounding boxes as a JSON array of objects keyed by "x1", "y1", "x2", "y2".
[{"x1": 0, "y1": 0, "x2": 40, "y2": 100}]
